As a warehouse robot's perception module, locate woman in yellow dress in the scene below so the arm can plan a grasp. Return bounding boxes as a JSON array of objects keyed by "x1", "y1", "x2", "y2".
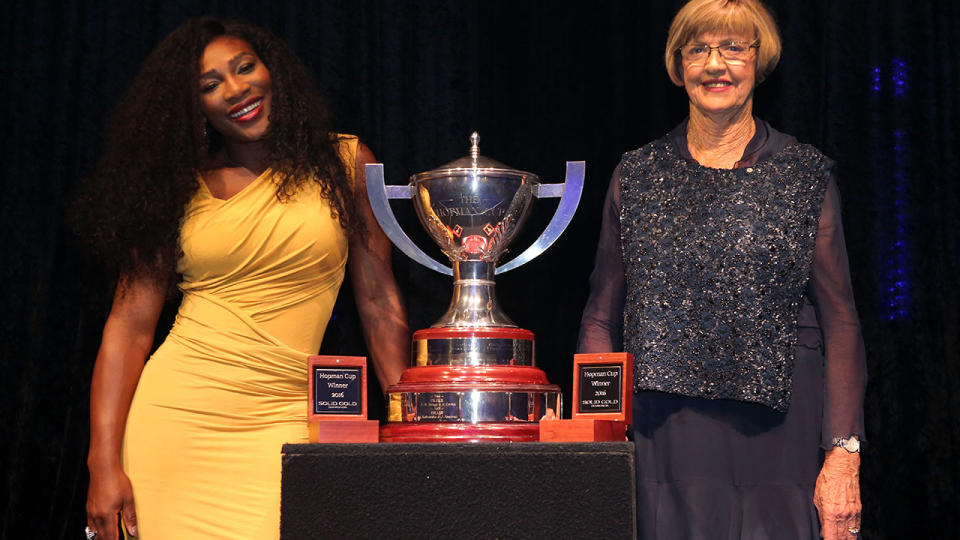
[{"x1": 76, "y1": 18, "x2": 409, "y2": 539}]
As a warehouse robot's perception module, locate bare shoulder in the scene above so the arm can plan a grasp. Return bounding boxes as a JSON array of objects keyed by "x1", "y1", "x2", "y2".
[
  {"x1": 351, "y1": 140, "x2": 378, "y2": 194},
  {"x1": 355, "y1": 140, "x2": 376, "y2": 167},
  {"x1": 329, "y1": 133, "x2": 374, "y2": 175}
]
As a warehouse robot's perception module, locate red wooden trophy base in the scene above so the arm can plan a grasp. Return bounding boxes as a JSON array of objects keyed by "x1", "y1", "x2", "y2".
[
  {"x1": 379, "y1": 422, "x2": 540, "y2": 443},
  {"x1": 309, "y1": 420, "x2": 380, "y2": 443},
  {"x1": 538, "y1": 418, "x2": 628, "y2": 442},
  {"x1": 380, "y1": 327, "x2": 561, "y2": 443}
]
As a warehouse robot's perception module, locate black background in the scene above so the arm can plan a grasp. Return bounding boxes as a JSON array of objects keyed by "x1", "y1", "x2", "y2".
[
  {"x1": 578, "y1": 364, "x2": 624, "y2": 414},
  {"x1": 312, "y1": 367, "x2": 362, "y2": 415},
  {"x1": 1, "y1": 1, "x2": 957, "y2": 538}
]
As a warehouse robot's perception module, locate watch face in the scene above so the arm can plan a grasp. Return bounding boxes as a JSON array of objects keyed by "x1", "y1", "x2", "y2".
[
  {"x1": 833, "y1": 437, "x2": 861, "y2": 453},
  {"x1": 841, "y1": 438, "x2": 860, "y2": 453}
]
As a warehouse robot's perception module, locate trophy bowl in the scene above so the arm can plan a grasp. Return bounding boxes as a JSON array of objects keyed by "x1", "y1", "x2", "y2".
[
  {"x1": 367, "y1": 133, "x2": 584, "y2": 442},
  {"x1": 411, "y1": 164, "x2": 535, "y2": 265}
]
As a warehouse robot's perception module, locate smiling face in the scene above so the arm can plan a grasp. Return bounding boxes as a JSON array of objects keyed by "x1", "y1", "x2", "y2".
[
  {"x1": 198, "y1": 36, "x2": 272, "y2": 144},
  {"x1": 682, "y1": 32, "x2": 757, "y2": 119}
]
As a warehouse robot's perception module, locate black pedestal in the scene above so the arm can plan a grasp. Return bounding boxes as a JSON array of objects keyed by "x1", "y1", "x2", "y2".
[{"x1": 281, "y1": 442, "x2": 636, "y2": 539}]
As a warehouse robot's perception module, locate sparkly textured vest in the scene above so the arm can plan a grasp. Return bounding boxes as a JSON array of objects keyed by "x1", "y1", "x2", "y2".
[{"x1": 619, "y1": 138, "x2": 832, "y2": 411}]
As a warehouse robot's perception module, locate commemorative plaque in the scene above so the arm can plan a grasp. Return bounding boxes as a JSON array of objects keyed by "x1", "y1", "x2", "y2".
[
  {"x1": 307, "y1": 355, "x2": 379, "y2": 442},
  {"x1": 571, "y1": 353, "x2": 632, "y2": 422},
  {"x1": 578, "y1": 364, "x2": 624, "y2": 414},
  {"x1": 540, "y1": 353, "x2": 633, "y2": 442},
  {"x1": 366, "y1": 133, "x2": 584, "y2": 442}
]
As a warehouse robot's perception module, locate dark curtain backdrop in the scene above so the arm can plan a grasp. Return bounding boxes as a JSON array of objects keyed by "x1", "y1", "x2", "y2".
[{"x1": 2, "y1": 1, "x2": 957, "y2": 538}]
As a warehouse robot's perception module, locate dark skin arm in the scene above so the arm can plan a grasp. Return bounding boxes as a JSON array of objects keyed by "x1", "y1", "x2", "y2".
[
  {"x1": 85, "y1": 142, "x2": 407, "y2": 539},
  {"x1": 86, "y1": 275, "x2": 167, "y2": 540},
  {"x1": 348, "y1": 142, "x2": 409, "y2": 390}
]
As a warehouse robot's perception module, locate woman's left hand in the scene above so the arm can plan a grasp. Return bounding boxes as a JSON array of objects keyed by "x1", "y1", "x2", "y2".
[{"x1": 814, "y1": 448, "x2": 861, "y2": 539}]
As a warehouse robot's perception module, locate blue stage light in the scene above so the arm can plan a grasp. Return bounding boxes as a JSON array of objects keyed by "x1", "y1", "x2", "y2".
[{"x1": 871, "y1": 59, "x2": 911, "y2": 321}]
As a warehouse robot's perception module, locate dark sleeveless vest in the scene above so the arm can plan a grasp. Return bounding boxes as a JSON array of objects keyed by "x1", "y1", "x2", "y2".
[{"x1": 619, "y1": 138, "x2": 832, "y2": 411}]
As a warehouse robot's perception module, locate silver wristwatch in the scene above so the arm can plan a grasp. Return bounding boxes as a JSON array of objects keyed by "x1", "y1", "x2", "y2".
[{"x1": 831, "y1": 436, "x2": 861, "y2": 453}]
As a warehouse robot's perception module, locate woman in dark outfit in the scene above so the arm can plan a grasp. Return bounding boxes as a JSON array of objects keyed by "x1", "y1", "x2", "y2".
[{"x1": 577, "y1": 1, "x2": 866, "y2": 538}]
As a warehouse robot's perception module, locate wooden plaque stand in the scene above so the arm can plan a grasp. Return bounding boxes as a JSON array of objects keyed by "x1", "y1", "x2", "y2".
[
  {"x1": 540, "y1": 352, "x2": 633, "y2": 442},
  {"x1": 307, "y1": 355, "x2": 379, "y2": 443}
]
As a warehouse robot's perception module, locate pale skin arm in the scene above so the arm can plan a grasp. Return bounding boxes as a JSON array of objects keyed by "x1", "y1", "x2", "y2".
[
  {"x1": 347, "y1": 142, "x2": 410, "y2": 390},
  {"x1": 809, "y1": 179, "x2": 864, "y2": 539},
  {"x1": 86, "y1": 275, "x2": 167, "y2": 540},
  {"x1": 815, "y1": 447, "x2": 861, "y2": 539}
]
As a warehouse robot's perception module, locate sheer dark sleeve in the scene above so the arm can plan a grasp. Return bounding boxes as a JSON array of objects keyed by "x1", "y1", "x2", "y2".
[
  {"x1": 808, "y1": 175, "x2": 868, "y2": 448},
  {"x1": 577, "y1": 162, "x2": 626, "y2": 353}
]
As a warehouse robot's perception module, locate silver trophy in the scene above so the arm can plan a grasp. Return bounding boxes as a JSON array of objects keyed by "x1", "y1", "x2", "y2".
[{"x1": 367, "y1": 132, "x2": 584, "y2": 442}]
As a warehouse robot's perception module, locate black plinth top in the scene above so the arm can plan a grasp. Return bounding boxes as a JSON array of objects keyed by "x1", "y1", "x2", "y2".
[{"x1": 281, "y1": 441, "x2": 637, "y2": 539}]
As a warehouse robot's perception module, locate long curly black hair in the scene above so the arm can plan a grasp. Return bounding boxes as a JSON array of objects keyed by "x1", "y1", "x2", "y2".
[{"x1": 73, "y1": 17, "x2": 360, "y2": 282}]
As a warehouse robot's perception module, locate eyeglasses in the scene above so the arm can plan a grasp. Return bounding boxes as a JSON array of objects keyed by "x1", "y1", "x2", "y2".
[{"x1": 677, "y1": 40, "x2": 759, "y2": 65}]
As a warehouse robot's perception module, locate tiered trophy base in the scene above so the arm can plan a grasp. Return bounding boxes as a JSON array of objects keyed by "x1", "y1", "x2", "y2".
[
  {"x1": 380, "y1": 328, "x2": 561, "y2": 443},
  {"x1": 379, "y1": 422, "x2": 542, "y2": 443}
]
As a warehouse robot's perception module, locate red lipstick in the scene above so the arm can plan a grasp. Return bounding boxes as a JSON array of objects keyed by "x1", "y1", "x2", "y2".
[
  {"x1": 701, "y1": 79, "x2": 732, "y2": 92},
  {"x1": 227, "y1": 97, "x2": 264, "y2": 123}
]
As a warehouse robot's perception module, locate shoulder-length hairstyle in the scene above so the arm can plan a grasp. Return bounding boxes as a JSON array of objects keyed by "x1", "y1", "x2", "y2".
[
  {"x1": 73, "y1": 18, "x2": 359, "y2": 281},
  {"x1": 664, "y1": 0, "x2": 782, "y2": 86}
]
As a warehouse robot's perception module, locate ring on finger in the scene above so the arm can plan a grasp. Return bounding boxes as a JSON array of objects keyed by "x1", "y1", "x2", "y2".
[{"x1": 847, "y1": 526, "x2": 860, "y2": 534}]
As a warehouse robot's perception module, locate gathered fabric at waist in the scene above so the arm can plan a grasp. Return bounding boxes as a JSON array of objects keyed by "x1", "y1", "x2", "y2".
[{"x1": 135, "y1": 291, "x2": 312, "y2": 426}]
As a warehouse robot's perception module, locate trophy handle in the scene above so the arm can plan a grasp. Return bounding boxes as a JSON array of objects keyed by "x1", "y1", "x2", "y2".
[
  {"x1": 495, "y1": 160, "x2": 585, "y2": 275},
  {"x1": 365, "y1": 164, "x2": 454, "y2": 276}
]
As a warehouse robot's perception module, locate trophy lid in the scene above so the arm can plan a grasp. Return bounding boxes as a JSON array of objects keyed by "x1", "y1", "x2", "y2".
[{"x1": 410, "y1": 132, "x2": 539, "y2": 183}]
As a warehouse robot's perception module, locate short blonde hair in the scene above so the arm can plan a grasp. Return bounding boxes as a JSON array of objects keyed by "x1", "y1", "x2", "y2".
[{"x1": 664, "y1": 0, "x2": 781, "y2": 86}]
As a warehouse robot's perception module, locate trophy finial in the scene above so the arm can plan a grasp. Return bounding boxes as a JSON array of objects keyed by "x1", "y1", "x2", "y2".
[{"x1": 470, "y1": 132, "x2": 480, "y2": 166}]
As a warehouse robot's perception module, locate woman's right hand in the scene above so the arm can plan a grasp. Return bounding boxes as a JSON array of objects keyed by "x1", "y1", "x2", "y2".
[
  {"x1": 86, "y1": 464, "x2": 138, "y2": 540},
  {"x1": 86, "y1": 275, "x2": 165, "y2": 539}
]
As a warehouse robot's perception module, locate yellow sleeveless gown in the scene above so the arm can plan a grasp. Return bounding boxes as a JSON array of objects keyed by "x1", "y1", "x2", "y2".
[{"x1": 122, "y1": 137, "x2": 357, "y2": 539}]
